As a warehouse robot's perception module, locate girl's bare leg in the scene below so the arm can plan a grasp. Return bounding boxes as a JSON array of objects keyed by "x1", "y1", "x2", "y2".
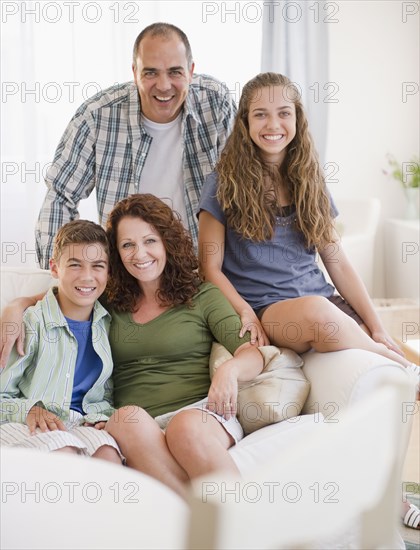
[{"x1": 261, "y1": 296, "x2": 412, "y2": 367}]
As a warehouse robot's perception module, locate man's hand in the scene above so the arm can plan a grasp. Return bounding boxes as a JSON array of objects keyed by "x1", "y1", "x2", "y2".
[
  {"x1": 0, "y1": 294, "x2": 45, "y2": 369},
  {"x1": 0, "y1": 302, "x2": 27, "y2": 369},
  {"x1": 26, "y1": 405, "x2": 66, "y2": 435}
]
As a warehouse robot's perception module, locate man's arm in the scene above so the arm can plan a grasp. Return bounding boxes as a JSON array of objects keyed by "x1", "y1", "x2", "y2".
[
  {"x1": 0, "y1": 293, "x2": 45, "y2": 368},
  {"x1": 35, "y1": 111, "x2": 97, "y2": 268},
  {"x1": 215, "y1": 81, "x2": 237, "y2": 154}
]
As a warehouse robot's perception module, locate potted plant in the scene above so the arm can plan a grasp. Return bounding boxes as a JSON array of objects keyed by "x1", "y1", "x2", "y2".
[{"x1": 384, "y1": 154, "x2": 419, "y2": 220}]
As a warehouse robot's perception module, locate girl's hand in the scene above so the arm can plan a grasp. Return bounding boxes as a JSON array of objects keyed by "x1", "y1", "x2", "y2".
[
  {"x1": 26, "y1": 405, "x2": 66, "y2": 435},
  {"x1": 239, "y1": 310, "x2": 270, "y2": 346},
  {"x1": 371, "y1": 329, "x2": 404, "y2": 356},
  {"x1": 207, "y1": 361, "x2": 239, "y2": 420}
]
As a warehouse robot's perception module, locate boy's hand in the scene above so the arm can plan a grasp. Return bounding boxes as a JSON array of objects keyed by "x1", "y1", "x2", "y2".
[
  {"x1": 26, "y1": 405, "x2": 66, "y2": 435},
  {"x1": 84, "y1": 421, "x2": 107, "y2": 430}
]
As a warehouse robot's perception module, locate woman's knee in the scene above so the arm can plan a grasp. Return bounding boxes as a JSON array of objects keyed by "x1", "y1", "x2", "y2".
[
  {"x1": 166, "y1": 411, "x2": 203, "y2": 453},
  {"x1": 106, "y1": 406, "x2": 154, "y2": 438}
]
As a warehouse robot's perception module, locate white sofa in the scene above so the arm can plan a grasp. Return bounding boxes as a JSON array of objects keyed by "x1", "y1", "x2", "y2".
[{"x1": 0, "y1": 266, "x2": 416, "y2": 549}]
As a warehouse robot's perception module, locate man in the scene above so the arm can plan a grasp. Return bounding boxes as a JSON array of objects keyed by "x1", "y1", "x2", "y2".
[{"x1": 35, "y1": 22, "x2": 236, "y2": 269}]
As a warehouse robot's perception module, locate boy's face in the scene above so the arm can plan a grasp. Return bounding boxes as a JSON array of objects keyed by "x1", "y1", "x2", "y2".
[{"x1": 50, "y1": 243, "x2": 108, "y2": 321}]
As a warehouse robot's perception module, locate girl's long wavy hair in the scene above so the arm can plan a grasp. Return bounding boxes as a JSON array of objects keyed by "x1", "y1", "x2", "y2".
[
  {"x1": 105, "y1": 194, "x2": 201, "y2": 312},
  {"x1": 216, "y1": 72, "x2": 334, "y2": 249}
]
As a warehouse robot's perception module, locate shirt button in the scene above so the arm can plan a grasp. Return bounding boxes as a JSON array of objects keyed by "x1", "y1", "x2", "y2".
[{"x1": 66, "y1": 373, "x2": 70, "y2": 378}]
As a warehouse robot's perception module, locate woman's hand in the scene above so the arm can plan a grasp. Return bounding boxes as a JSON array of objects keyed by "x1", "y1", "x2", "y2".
[
  {"x1": 239, "y1": 310, "x2": 270, "y2": 346},
  {"x1": 207, "y1": 361, "x2": 239, "y2": 420},
  {"x1": 26, "y1": 405, "x2": 66, "y2": 435},
  {"x1": 370, "y1": 329, "x2": 404, "y2": 356}
]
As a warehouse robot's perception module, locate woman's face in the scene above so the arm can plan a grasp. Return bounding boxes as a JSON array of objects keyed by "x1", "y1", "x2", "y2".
[
  {"x1": 116, "y1": 216, "x2": 167, "y2": 288},
  {"x1": 247, "y1": 85, "x2": 296, "y2": 165}
]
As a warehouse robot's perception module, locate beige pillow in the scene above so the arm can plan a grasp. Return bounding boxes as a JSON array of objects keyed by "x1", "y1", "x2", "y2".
[{"x1": 209, "y1": 343, "x2": 310, "y2": 435}]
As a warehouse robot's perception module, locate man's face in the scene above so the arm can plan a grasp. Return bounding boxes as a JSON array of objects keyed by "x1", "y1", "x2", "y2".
[{"x1": 133, "y1": 34, "x2": 194, "y2": 124}]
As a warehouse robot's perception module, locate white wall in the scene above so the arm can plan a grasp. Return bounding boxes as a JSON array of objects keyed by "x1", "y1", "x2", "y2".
[{"x1": 325, "y1": 1, "x2": 419, "y2": 297}]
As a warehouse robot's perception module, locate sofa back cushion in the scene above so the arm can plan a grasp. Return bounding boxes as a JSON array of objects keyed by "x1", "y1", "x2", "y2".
[{"x1": 0, "y1": 267, "x2": 54, "y2": 312}]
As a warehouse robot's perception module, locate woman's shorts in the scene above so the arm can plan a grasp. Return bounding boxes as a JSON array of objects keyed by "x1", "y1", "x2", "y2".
[
  {"x1": 154, "y1": 398, "x2": 244, "y2": 444},
  {"x1": 255, "y1": 294, "x2": 364, "y2": 325},
  {"x1": 0, "y1": 410, "x2": 124, "y2": 460}
]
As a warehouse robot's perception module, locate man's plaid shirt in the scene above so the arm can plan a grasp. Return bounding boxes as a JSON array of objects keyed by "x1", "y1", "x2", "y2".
[{"x1": 35, "y1": 75, "x2": 236, "y2": 268}]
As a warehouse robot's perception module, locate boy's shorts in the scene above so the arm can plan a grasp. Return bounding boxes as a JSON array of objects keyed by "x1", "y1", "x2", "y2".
[{"x1": 0, "y1": 410, "x2": 123, "y2": 460}]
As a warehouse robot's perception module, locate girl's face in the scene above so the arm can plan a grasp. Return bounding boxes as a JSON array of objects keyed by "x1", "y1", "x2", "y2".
[
  {"x1": 117, "y1": 216, "x2": 167, "y2": 289},
  {"x1": 247, "y1": 85, "x2": 296, "y2": 165}
]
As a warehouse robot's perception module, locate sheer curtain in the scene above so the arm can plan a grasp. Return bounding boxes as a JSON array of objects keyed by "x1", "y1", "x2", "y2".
[{"x1": 261, "y1": 0, "x2": 330, "y2": 164}]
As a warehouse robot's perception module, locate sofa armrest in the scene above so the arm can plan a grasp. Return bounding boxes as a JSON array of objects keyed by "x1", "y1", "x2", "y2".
[{"x1": 301, "y1": 349, "x2": 413, "y2": 417}]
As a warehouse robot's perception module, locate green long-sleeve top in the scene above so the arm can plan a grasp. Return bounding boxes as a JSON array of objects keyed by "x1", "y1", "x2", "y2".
[{"x1": 110, "y1": 283, "x2": 250, "y2": 417}]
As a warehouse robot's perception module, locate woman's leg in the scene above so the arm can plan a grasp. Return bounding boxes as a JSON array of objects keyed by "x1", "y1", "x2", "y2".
[
  {"x1": 261, "y1": 296, "x2": 412, "y2": 367},
  {"x1": 105, "y1": 406, "x2": 189, "y2": 497},
  {"x1": 165, "y1": 409, "x2": 239, "y2": 479}
]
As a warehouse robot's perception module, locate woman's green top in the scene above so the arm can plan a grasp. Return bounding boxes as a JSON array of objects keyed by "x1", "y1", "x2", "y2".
[{"x1": 109, "y1": 283, "x2": 250, "y2": 417}]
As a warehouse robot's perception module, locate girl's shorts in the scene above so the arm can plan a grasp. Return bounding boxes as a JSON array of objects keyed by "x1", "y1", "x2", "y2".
[
  {"x1": 255, "y1": 294, "x2": 364, "y2": 325},
  {"x1": 0, "y1": 410, "x2": 124, "y2": 460},
  {"x1": 154, "y1": 398, "x2": 244, "y2": 444}
]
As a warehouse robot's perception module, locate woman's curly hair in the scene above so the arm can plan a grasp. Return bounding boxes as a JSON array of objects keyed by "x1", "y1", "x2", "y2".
[
  {"x1": 216, "y1": 72, "x2": 334, "y2": 249},
  {"x1": 105, "y1": 194, "x2": 201, "y2": 312}
]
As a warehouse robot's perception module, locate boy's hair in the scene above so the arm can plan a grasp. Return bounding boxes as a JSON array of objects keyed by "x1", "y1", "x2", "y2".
[
  {"x1": 52, "y1": 220, "x2": 109, "y2": 261},
  {"x1": 216, "y1": 72, "x2": 334, "y2": 249}
]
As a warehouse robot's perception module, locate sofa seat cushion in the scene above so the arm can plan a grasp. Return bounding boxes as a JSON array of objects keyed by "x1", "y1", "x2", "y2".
[{"x1": 229, "y1": 412, "x2": 324, "y2": 476}]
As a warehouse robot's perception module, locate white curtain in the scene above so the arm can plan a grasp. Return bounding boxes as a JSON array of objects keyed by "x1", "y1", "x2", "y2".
[{"x1": 261, "y1": 0, "x2": 330, "y2": 164}]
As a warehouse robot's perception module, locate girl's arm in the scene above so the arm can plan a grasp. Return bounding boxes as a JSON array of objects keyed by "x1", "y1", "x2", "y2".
[
  {"x1": 207, "y1": 342, "x2": 264, "y2": 419},
  {"x1": 320, "y1": 229, "x2": 403, "y2": 355},
  {"x1": 198, "y1": 211, "x2": 269, "y2": 345}
]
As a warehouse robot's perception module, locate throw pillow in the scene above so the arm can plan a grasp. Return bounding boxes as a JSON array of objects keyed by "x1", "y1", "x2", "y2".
[{"x1": 209, "y1": 343, "x2": 310, "y2": 435}]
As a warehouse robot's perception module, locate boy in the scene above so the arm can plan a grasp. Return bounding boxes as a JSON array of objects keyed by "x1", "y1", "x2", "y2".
[{"x1": 0, "y1": 220, "x2": 122, "y2": 463}]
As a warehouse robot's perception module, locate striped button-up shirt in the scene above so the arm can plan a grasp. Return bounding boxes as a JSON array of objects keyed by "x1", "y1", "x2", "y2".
[
  {"x1": 35, "y1": 75, "x2": 237, "y2": 268},
  {"x1": 0, "y1": 288, "x2": 114, "y2": 424}
]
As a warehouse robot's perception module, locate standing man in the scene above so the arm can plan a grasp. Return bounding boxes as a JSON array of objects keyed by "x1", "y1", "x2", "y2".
[{"x1": 35, "y1": 22, "x2": 236, "y2": 269}]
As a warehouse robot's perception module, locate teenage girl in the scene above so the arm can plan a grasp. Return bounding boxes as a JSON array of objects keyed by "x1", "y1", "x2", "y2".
[{"x1": 198, "y1": 72, "x2": 417, "y2": 372}]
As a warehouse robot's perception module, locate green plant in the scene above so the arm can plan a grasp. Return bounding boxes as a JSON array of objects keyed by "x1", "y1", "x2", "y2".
[{"x1": 385, "y1": 154, "x2": 420, "y2": 189}]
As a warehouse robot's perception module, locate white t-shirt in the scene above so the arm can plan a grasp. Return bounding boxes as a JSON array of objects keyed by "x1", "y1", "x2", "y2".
[{"x1": 140, "y1": 113, "x2": 187, "y2": 227}]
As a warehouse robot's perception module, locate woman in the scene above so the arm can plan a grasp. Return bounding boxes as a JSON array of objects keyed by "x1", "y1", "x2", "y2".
[{"x1": 102, "y1": 194, "x2": 264, "y2": 497}]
